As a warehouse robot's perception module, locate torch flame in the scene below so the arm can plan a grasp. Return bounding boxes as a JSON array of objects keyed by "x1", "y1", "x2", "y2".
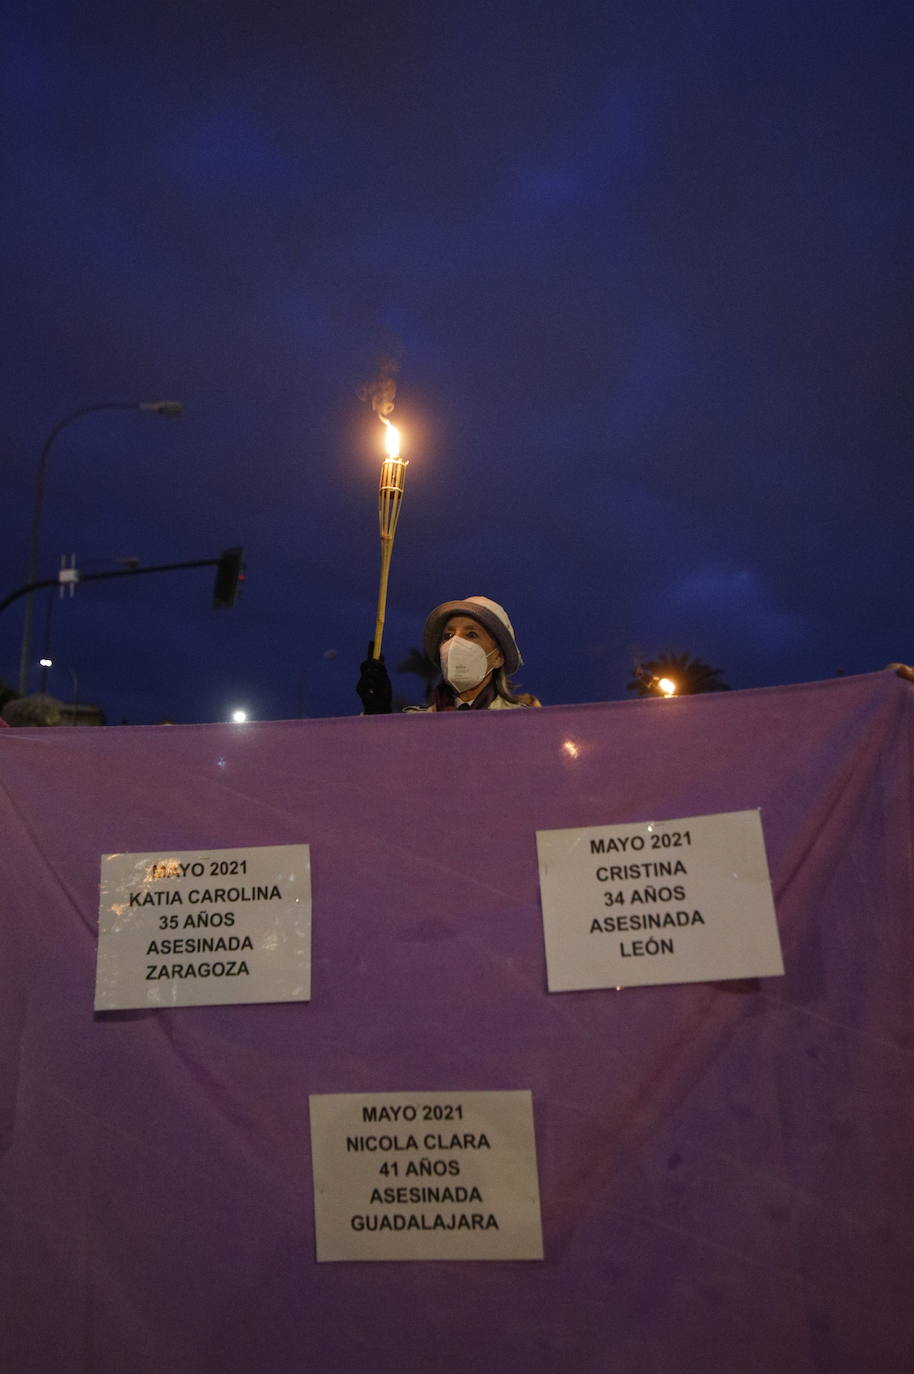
[{"x1": 381, "y1": 415, "x2": 400, "y2": 458}]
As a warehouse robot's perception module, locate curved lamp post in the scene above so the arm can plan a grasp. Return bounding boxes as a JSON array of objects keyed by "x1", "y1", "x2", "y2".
[{"x1": 18, "y1": 400, "x2": 182, "y2": 694}]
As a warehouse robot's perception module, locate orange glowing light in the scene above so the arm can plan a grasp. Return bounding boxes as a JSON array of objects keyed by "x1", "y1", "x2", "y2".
[{"x1": 381, "y1": 415, "x2": 400, "y2": 458}]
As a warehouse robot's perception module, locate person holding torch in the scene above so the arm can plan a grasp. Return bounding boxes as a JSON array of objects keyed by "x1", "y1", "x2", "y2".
[
  {"x1": 357, "y1": 596, "x2": 540, "y2": 713},
  {"x1": 355, "y1": 362, "x2": 539, "y2": 713}
]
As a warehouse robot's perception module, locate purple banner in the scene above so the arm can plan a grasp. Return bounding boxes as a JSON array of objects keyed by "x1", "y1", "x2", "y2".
[{"x1": 1, "y1": 671, "x2": 912, "y2": 1373}]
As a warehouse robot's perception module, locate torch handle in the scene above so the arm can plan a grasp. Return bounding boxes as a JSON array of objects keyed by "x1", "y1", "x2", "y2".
[
  {"x1": 372, "y1": 453, "x2": 408, "y2": 660},
  {"x1": 372, "y1": 534, "x2": 395, "y2": 659}
]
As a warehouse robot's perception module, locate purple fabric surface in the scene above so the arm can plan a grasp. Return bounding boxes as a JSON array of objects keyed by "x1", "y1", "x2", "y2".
[{"x1": 1, "y1": 672, "x2": 912, "y2": 1374}]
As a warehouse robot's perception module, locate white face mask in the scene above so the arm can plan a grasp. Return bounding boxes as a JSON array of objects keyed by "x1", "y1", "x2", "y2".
[{"x1": 440, "y1": 637, "x2": 495, "y2": 693}]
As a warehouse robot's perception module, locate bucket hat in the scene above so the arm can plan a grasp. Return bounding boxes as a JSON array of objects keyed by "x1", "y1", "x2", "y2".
[{"x1": 423, "y1": 597, "x2": 522, "y2": 675}]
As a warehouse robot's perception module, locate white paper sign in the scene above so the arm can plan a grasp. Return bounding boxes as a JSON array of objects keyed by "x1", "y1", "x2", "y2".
[
  {"x1": 95, "y1": 844, "x2": 311, "y2": 1010},
  {"x1": 537, "y1": 809, "x2": 783, "y2": 992},
  {"x1": 309, "y1": 1090, "x2": 544, "y2": 1262}
]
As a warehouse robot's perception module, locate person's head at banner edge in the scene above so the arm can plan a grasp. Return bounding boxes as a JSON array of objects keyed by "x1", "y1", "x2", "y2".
[
  {"x1": 356, "y1": 596, "x2": 540, "y2": 713},
  {"x1": 423, "y1": 597, "x2": 534, "y2": 710}
]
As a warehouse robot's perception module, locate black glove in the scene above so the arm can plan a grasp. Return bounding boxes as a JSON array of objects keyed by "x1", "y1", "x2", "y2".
[{"x1": 357, "y1": 645, "x2": 393, "y2": 714}]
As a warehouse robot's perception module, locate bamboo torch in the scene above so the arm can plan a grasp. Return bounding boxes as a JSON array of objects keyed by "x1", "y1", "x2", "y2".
[{"x1": 372, "y1": 415, "x2": 408, "y2": 659}]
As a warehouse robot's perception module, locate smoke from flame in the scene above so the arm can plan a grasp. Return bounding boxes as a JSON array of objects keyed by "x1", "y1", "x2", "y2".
[{"x1": 358, "y1": 350, "x2": 400, "y2": 419}]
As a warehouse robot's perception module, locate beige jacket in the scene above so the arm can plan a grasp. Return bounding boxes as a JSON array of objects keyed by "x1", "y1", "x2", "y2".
[{"x1": 406, "y1": 695, "x2": 539, "y2": 712}]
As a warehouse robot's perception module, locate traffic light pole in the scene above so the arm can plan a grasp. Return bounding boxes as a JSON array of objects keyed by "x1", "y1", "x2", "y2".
[{"x1": 0, "y1": 553, "x2": 241, "y2": 620}]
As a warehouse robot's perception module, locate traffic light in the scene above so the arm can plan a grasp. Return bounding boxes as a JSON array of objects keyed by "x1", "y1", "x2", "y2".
[{"x1": 213, "y1": 547, "x2": 245, "y2": 608}]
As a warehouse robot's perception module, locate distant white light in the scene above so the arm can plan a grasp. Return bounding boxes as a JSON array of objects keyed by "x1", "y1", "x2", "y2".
[
  {"x1": 562, "y1": 739, "x2": 580, "y2": 759},
  {"x1": 657, "y1": 677, "x2": 677, "y2": 696},
  {"x1": 39, "y1": 658, "x2": 53, "y2": 668},
  {"x1": 231, "y1": 709, "x2": 248, "y2": 723}
]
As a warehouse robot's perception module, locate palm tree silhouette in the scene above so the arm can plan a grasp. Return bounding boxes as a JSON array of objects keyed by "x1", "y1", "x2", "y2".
[
  {"x1": 628, "y1": 653, "x2": 732, "y2": 697},
  {"x1": 397, "y1": 647, "x2": 438, "y2": 705}
]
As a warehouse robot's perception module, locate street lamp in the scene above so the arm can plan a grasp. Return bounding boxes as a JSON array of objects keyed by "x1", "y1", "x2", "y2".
[{"x1": 18, "y1": 400, "x2": 183, "y2": 694}]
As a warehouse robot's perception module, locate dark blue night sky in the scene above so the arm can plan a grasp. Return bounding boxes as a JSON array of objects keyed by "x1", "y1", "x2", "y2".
[{"x1": 2, "y1": 0, "x2": 911, "y2": 723}]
